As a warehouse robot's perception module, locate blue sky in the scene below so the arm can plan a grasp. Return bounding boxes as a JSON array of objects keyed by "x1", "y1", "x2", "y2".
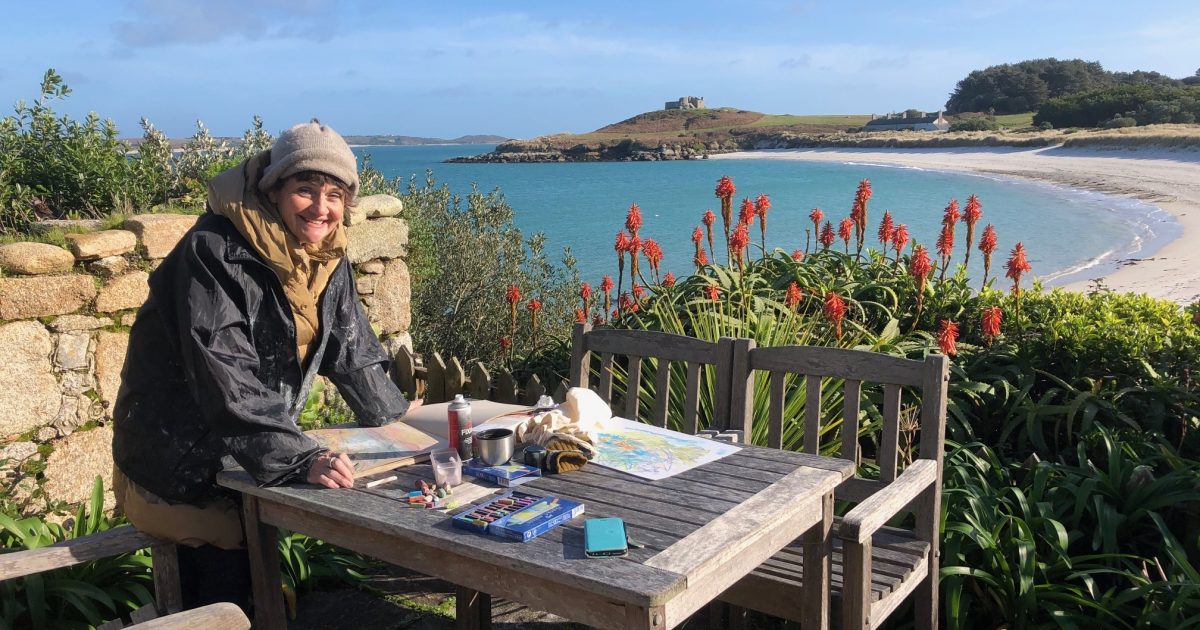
[{"x1": 2, "y1": 1, "x2": 1197, "y2": 139}]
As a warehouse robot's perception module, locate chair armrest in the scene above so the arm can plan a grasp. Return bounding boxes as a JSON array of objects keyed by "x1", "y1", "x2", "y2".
[
  {"x1": 129, "y1": 602, "x2": 250, "y2": 629},
  {"x1": 0, "y1": 526, "x2": 164, "y2": 581},
  {"x1": 839, "y1": 459, "x2": 937, "y2": 544}
]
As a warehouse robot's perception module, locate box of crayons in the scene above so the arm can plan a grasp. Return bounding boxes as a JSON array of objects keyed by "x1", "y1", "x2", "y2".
[{"x1": 451, "y1": 491, "x2": 584, "y2": 542}]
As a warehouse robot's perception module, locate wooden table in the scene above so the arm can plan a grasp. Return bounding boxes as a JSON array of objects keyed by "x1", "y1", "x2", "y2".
[{"x1": 218, "y1": 433, "x2": 853, "y2": 630}]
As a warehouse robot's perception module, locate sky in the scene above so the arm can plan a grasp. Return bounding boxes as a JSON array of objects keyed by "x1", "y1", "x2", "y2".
[{"x1": 2, "y1": 1, "x2": 1198, "y2": 139}]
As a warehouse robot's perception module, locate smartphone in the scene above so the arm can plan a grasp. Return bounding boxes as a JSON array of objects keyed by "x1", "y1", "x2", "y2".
[{"x1": 584, "y1": 517, "x2": 629, "y2": 558}]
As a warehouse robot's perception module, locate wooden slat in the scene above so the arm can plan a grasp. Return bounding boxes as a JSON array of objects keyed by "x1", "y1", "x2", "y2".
[
  {"x1": 725, "y1": 338, "x2": 753, "y2": 435},
  {"x1": 804, "y1": 375, "x2": 822, "y2": 455},
  {"x1": 878, "y1": 384, "x2": 902, "y2": 483},
  {"x1": 841, "y1": 539, "x2": 871, "y2": 630},
  {"x1": 446, "y1": 356, "x2": 467, "y2": 400},
  {"x1": 840, "y1": 379, "x2": 862, "y2": 464},
  {"x1": 129, "y1": 606, "x2": 158, "y2": 624},
  {"x1": 652, "y1": 359, "x2": 671, "y2": 428},
  {"x1": 625, "y1": 357, "x2": 643, "y2": 420},
  {"x1": 839, "y1": 460, "x2": 937, "y2": 544},
  {"x1": 598, "y1": 354, "x2": 615, "y2": 405},
  {"x1": 569, "y1": 322, "x2": 589, "y2": 388},
  {"x1": 427, "y1": 352, "x2": 448, "y2": 403},
  {"x1": 0, "y1": 526, "x2": 162, "y2": 581},
  {"x1": 522, "y1": 374, "x2": 545, "y2": 405},
  {"x1": 455, "y1": 586, "x2": 491, "y2": 630},
  {"x1": 467, "y1": 362, "x2": 491, "y2": 401},
  {"x1": 494, "y1": 369, "x2": 519, "y2": 404},
  {"x1": 243, "y1": 496, "x2": 286, "y2": 630},
  {"x1": 391, "y1": 345, "x2": 418, "y2": 399},
  {"x1": 127, "y1": 603, "x2": 249, "y2": 629},
  {"x1": 767, "y1": 371, "x2": 785, "y2": 449},
  {"x1": 582, "y1": 328, "x2": 723, "y2": 364},
  {"x1": 748, "y1": 346, "x2": 925, "y2": 387},
  {"x1": 682, "y1": 362, "x2": 701, "y2": 435},
  {"x1": 150, "y1": 542, "x2": 182, "y2": 615}
]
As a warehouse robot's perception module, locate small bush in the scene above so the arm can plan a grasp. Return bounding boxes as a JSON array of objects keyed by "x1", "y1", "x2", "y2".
[
  {"x1": 1103, "y1": 114, "x2": 1138, "y2": 128},
  {"x1": 950, "y1": 117, "x2": 1001, "y2": 132}
]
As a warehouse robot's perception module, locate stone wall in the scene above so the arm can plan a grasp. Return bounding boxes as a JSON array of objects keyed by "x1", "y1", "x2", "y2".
[{"x1": 0, "y1": 195, "x2": 411, "y2": 517}]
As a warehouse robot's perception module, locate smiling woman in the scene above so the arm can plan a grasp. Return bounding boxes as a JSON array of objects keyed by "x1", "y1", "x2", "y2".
[{"x1": 111, "y1": 119, "x2": 414, "y2": 616}]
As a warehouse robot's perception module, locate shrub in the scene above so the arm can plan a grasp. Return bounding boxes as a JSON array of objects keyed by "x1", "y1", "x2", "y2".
[
  {"x1": 950, "y1": 117, "x2": 1001, "y2": 132},
  {"x1": 1103, "y1": 114, "x2": 1138, "y2": 128}
]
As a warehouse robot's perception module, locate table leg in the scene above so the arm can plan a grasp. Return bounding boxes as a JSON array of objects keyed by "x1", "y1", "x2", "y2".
[
  {"x1": 455, "y1": 585, "x2": 491, "y2": 630},
  {"x1": 242, "y1": 496, "x2": 285, "y2": 630},
  {"x1": 802, "y1": 491, "x2": 834, "y2": 630}
]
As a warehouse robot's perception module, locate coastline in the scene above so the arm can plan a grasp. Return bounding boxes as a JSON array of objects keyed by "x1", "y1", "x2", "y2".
[{"x1": 713, "y1": 146, "x2": 1200, "y2": 305}]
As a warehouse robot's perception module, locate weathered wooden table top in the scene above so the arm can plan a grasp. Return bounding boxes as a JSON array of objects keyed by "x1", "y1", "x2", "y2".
[{"x1": 218, "y1": 443, "x2": 853, "y2": 628}]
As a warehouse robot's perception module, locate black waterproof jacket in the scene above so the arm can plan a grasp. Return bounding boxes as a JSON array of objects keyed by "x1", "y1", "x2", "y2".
[{"x1": 113, "y1": 212, "x2": 409, "y2": 504}]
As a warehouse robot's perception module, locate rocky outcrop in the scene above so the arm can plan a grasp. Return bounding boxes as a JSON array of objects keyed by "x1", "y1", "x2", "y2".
[
  {"x1": 124, "y1": 214, "x2": 198, "y2": 259},
  {"x1": 65, "y1": 230, "x2": 137, "y2": 260},
  {"x1": 362, "y1": 259, "x2": 411, "y2": 335},
  {"x1": 94, "y1": 271, "x2": 150, "y2": 313},
  {"x1": 347, "y1": 218, "x2": 408, "y2": 263},
  {"x1": 0, "y1": 274, "x2": 97, "y2": 320}
]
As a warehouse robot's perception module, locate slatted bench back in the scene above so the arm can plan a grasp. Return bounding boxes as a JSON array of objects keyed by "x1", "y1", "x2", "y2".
[
  {"x1": 568, "y1": 323, "x2": 738, "y2": 434},
  {"x1": 730, "y1": 343, "x2": 949, "y2": 502}
]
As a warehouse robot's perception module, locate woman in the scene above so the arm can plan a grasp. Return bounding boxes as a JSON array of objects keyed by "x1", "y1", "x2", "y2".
[{"x1": 112, "y1": 120, "x2": 410, "y2": 610}]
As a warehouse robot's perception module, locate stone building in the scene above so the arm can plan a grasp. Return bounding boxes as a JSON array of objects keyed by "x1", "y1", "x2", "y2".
[
  {"x1": 665, "y1": 96, "x2": 706, "y2": 110},
  {"x1": 864, "y1": 111, "x2": 950, "y2": 132}
]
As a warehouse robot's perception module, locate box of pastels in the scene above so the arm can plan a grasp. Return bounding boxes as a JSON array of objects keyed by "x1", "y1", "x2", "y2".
[{"x1": 451, "y1": 491, "x2": 585, "y2": 542}]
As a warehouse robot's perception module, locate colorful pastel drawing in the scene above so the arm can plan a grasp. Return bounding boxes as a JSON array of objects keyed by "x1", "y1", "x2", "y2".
[{"x1": 592, "y1": 417, "x2": 739, "y2": 480}]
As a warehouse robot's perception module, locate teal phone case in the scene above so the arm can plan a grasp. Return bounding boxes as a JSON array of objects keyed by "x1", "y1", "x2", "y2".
[{"x1": 584, "y1": 517, "x2": 628, "y2": 557}]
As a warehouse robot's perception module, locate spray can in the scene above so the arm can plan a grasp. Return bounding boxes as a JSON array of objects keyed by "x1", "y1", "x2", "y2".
[{"x1": 447, "y1": 394, "x2": 471, "y2": 455}]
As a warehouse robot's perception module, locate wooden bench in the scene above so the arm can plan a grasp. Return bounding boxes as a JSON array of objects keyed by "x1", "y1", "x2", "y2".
[
  {"x1": 0, "y1": 525, "x2": 184, "y2": 628},
  {"x1": 123, "y1": 602, "x2": 249, "y2": 629},
  {"x1": 720, "y1": 344, "x2": 949, "y2": 629},
  {"x1": 568, "y1": 322, "x2": 741, "y2": 432}
]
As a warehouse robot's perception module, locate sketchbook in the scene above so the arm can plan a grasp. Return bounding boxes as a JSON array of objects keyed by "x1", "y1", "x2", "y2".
[{"x1": 305, "y1": 421, "x2": 447, "y2": 476}]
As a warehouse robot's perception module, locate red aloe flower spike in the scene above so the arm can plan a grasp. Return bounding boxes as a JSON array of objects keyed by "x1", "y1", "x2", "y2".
[
  {"x1": 615, "y1": 231, "x2": 628, "y2": 306},
  {"x1": 1005, "y1": 242, "x2": 1032, "y2": 297},
  {"x1": 852, "y1": 179, "x2": 872, "y2": 255},
  {"x1": 755, "y1": 193, "x2": 771, "y2": 258},
  {"x1": 979, "y1": 224, "x2": 997, "y2": 286},
  {"x1": 729, "y1": 222, "x2": 750, "y2": 270},
  {"x1": 937, "y1": 320, "x2": 959, "y2": 357},
  {"x1": 981, "y1": 306, "x2": 1002, "y2": 345},
  {"x1": 824, "y1": 291, "x2": 846, "y2": 339},
  {"x1": 505, "y1": 285, "x2": 521, "y2": 305},
  {"x1": 663, "y1": 271, "x2": 676, "y2": 287},
  {"x1": 936, "y1": 221, "x2": 955, "y2": 281},
  {"x1": 838, "y1": 217, "x2": 854, "y2": 253},
  {"x1": 942, "y1": 198, "x2": 961, "y2": 226},
  {"x1": 909, "y1": 245, "x2": 933, "y2": 323},
  {"x1": 643, "y1": 238, "x2": 664, "y2": 282},
  {"x1": 694, "y1": 246, "x2": 709, "y2": 269},
  {"x1": 702, "y1": 209, "x2": 716, "y2": 262},
  {"x1": 580, "y1": 282, "x2": 592, "y2": 317},
  {"x1": 527, "y1": 298, "x2": 542, "y2": 348},
  {"x1": 808, "y1": 207, "x2": 824, "y2": 253},
  {"x1": 631, "y1": 283, "x2": 644, "y2": 299},
  {"x1": 600, "y1": 275, "x2": 614, "y2": 322},
  {"x1": 791, "y1": 249, "x2": 804, "y2": 261},
  {"x1": 628, "y1": 235, "x2": 642, "y2": 284},
  {"x1": 692, "y1": 227, "x2": 703, "y2": 244},
  {"x1": 499, "y1": 336, "x2": 511, "y2": 351},
  {"x1": 575, "y1": 308, "x2": 586, "y2": 323},
  {"x1": 878, "y1": 210, "x2": 894, "y2": 248},
  {"x1": 891, "y1": 224, "x2": 909, "y2": 262},
  {"x1": 625, "y1": 203, "x2": 643, "y2": 236},
  {"x1": 705, "y1": 284, "x2": 720, "y2": 302},
  {"x1": 963, "y1": 194, "x2": 982, "y2": 266},
  {"x1": 819, "y1": 220, "x2": 835, "y2": 250},
  {"x1": 785, "y1": 281, "x2": 803, "y2": 310},
  {"x1": 716, "y1": 176, "x2": 736, "y2": 261},
  {"x1": 739, "y1": 198, "x2": 756, "y2": 226}
]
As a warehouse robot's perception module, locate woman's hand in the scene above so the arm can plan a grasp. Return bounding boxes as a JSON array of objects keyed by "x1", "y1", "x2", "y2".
[{"x1": 306, "y1": 451, "x2": 355, "y2": 488}]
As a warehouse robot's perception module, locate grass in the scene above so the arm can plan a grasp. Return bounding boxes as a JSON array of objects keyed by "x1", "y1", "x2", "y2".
[
  {"x1": 991, "y1": 112, "x2": 1035, "y2": 128},
  {"x1": 752, "y1": 114, "x2": 873, "y2": 127}
]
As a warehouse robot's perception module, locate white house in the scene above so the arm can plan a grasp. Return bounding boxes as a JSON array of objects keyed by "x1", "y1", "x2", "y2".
[{"x1": 863, "y1": 111, "x2": 950, "y2": 132}]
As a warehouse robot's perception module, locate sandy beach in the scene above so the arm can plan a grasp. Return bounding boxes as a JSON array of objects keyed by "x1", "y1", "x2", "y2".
[{"x1": 714, "y1": 146, "x2": 1200, "y2": 305}]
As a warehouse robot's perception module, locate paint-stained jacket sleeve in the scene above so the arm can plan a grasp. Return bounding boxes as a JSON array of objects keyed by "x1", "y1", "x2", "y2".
[{"x1": 319, "y1": 262, "x2": 411, "y2": 427}]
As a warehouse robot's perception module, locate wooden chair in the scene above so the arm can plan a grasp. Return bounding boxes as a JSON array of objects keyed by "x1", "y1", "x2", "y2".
[
  {"x1": 0, "y1": 525, "x2": 184, "y2": 628},
  {"x1": 125, "y1": 602, "x2": 249, "y2": 629},
  {"x1": 568, "y1": 322, "x2": 741, "y2": 432},
  {"x1": 720, "y1": 343, "x2": 949, "y2": 630}
]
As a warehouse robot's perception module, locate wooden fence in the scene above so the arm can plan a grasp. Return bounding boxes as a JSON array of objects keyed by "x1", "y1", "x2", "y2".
[{"x1": 390, "y1": 346, "x2": 569, "y2": 405}]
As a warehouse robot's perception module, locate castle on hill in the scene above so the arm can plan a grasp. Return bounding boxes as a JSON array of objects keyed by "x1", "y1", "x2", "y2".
[{"x1": 665, "y1": 96, "x2": 706, "y2": 110}]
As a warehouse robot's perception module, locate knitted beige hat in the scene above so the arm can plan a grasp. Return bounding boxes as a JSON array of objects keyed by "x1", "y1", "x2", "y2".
[{"x1": 258, "y1": 119, "x2": 359, "y2": 196}]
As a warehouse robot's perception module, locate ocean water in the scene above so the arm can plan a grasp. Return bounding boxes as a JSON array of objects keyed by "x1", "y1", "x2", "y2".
[{"x1": 354, "y1": 144, "x2": 1177, "y2": 289}]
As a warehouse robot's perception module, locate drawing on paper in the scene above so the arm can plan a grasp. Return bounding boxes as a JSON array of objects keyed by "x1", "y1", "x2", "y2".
[
  {"x1": 592, "y1": 417, "x2": 739, "y2": 480},
  {"x1": 305, "y1": 422, "x2": 444, "y2": 475}
]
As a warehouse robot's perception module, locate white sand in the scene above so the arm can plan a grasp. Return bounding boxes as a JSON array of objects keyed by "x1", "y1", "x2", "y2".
[{"x1": 713, "y1": 146, "x2": 1200, "y2": 305}]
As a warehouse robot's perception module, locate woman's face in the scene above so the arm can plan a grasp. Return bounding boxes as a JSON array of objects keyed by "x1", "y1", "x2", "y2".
[{"x1": 269, "y1": 176, "x2": 346, "y2": 244}]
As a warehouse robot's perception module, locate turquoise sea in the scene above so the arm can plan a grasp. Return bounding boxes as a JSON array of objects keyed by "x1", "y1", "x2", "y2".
[{"x1": 353, "y1": 144, "x2": 1178, "y2": 289}]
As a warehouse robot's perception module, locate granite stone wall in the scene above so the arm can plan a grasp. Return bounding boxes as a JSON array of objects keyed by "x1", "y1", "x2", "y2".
[{"x1": 0, "y1": 194, "x2": 411, "y2": 517}]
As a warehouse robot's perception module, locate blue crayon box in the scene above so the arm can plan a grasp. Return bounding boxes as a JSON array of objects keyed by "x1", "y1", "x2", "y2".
[
  {"x1": 451, "y1": 491, "x2": 585, "y2": 542},
  {"x1": 462, "y1": 460, "x2": 542, "y2": 487}
]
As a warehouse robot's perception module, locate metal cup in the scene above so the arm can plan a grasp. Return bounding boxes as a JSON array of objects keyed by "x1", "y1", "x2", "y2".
[{"x1": 475, "y1": 428, "x2": 515, "y2": 466}]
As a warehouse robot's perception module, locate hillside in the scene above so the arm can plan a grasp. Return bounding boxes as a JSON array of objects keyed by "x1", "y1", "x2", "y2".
[
  {"x1": 448, "y1": 108, "x2": 871, "y2": 162},
  {"x1": 341, "y1": 134, "x2": 509, "y2": 146}
]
